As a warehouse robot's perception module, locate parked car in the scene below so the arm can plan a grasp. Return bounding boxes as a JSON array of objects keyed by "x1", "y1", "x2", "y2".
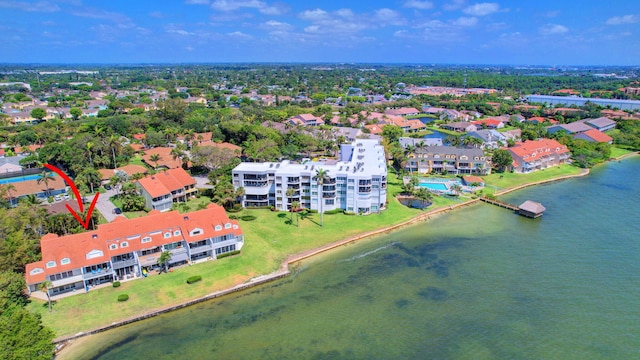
[
  {"x1": 64, "y1": 193, "x2": 71, "y2": 200},
  {"x1": 113, "y1": 208, "x2": 122, "y2": 214},
  {"x1": 54, "y1": 195, "x2": 62, "y2": 201},
  {"x1": 104, "y1": 184, "x2": 112, "y2": 190}
]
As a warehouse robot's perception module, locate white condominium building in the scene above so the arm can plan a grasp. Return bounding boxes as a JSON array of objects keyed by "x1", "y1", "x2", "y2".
[{"x1": 232, "y1": 139, "x2": 387, "y2": 214}]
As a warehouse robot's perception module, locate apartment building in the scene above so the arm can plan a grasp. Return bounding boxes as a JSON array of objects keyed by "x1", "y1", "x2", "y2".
[
  {"x1": 25, "y1": 204, "x2": 244, "y2": 297},
  {"x1": 507, "y1": 139, "x2": 571, "y2": 173},
  {"x1": 232, "y1": 139, "x2": 387, "y2": 215},
  {"x1": 136, "y1": 168, "x2": 197, "y2": 211},
  {"x1": 404, "y1": 146, "x2": 490, "y2": 175}
]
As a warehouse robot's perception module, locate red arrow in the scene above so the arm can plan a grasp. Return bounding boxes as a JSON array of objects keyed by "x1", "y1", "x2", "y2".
[{"x1": 43, "y1": 164, "x2": 100, "y2": 230}]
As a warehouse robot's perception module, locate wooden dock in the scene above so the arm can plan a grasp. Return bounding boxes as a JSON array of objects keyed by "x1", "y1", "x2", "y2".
[
  {"x1": 479, "y1": 197, "x2": 519, "y2": 211},
  {"x1": 480, "y1": 197, "x2": 546, "y2": 218}
]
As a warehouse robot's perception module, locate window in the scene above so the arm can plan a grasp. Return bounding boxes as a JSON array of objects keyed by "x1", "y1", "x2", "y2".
[
  {"x1": 109, "y1": 244, "x2": 118, "y2": 250},
  {"x1": 121, "y1": 241, "x2": 129, "y2": 248},
  {"x1": 46, "y1": 261, "x2": 56, "y2": 268},
  {"x1": 190, "y1": 228, "x2": 202, "y2": 236},
  {"x1": 224, "y1": 223, "x2": 231, "y2": 229},
  {"x1": 30, "y1": 268, "x2": 43, "y2": 275},
  {"x1": 164, "y1": 232, "x2": 171, "y2": 238},
  {"x1": 61, "y1": 258, "x2": 70, "y2": 265},
  {"x1": 86, "y1": 249, "x2": 104, "y2": 259},
  {"x1": 142, "y1": 236, "x2": 152, "y2": 243},
  {"x1": 215, "y1": 225, "x2": 222, "y2": 231},
  {"x1": 174, "y1": 230, "x2": 181, "y2": 236}
]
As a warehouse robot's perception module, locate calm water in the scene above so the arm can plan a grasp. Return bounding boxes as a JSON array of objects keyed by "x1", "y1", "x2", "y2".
[{"x1": 70, "y1": 158, "x2": 640, "y2": 360}]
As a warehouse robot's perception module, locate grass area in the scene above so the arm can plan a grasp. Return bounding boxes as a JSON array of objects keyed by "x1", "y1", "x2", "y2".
[
  {"x1": 482, "y1": 164, "x2": 584, "y2": 194},
  {"x1": 26, "y1": 166, "x2": 589, "y2": 338},
  {"x1": 425, "y1": 125, "x2": 460, "y2": 137},
  {"x1": 28, "y1": 171, "x2": 430, "y2": 338},
  {"x1": 609, "y1": 146, "x2": 634, "y2": 159},
  {"x1": 127, "y1": 155, "x2": 148, "y2": 168}
]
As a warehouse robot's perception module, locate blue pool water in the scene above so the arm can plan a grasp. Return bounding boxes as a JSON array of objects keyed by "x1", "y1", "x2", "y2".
[
  {"x1": 419, "y1": 182, "x2": 448, "y2": 191},
  {"x1": 0, "y1": 173, "x2": 57, "y2": 184}
]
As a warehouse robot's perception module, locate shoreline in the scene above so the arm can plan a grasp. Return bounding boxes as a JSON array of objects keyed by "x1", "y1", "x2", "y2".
[{"x1": 53, "y1": 159, "x2": 627, "y2": 356}]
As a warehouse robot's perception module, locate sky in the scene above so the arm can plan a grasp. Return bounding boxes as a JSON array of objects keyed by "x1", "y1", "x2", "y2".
[{"x1": 0, "y1": 0, "x2": 639, "y2": 65}]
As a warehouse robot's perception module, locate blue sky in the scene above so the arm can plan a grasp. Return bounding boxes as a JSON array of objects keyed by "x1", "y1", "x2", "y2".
[{"x1": 0, "y1": 0, "x2": 638, "y2": 65}]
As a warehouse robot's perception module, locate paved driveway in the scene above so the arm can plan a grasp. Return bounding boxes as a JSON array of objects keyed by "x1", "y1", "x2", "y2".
[{"x1": 89, "y1": 188, "x2": 119, "y2": 222}]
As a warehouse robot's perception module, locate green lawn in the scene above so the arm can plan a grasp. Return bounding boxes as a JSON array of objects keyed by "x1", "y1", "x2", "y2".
[
  {"x1": 482, "y1": 164, "x2": 585, "y2": 194},
  {"x1": 27, "y1": 166, "x2": 588, "y2": 338},
  {"x1": 609, "y1": 146, "x2": 634, "y2": 159}
]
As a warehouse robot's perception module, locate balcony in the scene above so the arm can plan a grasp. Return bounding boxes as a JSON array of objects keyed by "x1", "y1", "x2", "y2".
[
  {"x1": 112, "y1": 258, "x2": 137, "y2": 269},
  {"x1": 243, "y1": 180, "x2": 269, "y2": 187},
  {"x1": 244, "y1": 174, "x2": 267, "y2": 180},
  {"x1": 51, "y1": 274, "x2": 84, "y2": 287},
  {"x1": 83, "y1": 268, "x2": 114, "y2": 280}
]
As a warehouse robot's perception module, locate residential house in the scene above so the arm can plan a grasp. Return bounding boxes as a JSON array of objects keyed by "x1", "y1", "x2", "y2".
[
  {"x1": 584, "y1": 117, "x2": 616, "y2": 132},
  {"x1": 398, "y1": 137, "x2": 443, "y2": 148},
  {"x1": 141, "y1": 147, "x2": 182, "y2": 169},
  {"x1": 136, "y1": 168, "x2": 197, "y2": 211},
  {"x1": 507, "y1": 139, "x2": 571, "y2": 173},
  {"x1": 232, "y1": 139, "x2": 387, "y2": 215},
  {"x1": 546, "y1": 122, "x2": 593, "y2": 135},
  {"x1": 24, "y1": 204, "x2": 244, "y2": 297},
  {"x1": 288, "y1": 114, "x2": 324, "y2": 127},
  {"x1": 471, "y1": 119, "x2": 504, "y2": 129},
  {"x1": 465, "y1": 130, "x2": 507, "y2": 149},
  {"x1": 332, "y1": 127, "x2": 364, "y2": 143},
  {"x1": 440, "y1": 122, "x2": 477, "y2": 133},
  {"x1": 574, "y1": 129, "x2": 613, "y2": 144},
  {"x1": 404, "y1": 146, "x2": 490, "y2": 175},
  {"x1": 384, "y1": 107, "x2": 420, "y2": 117}
]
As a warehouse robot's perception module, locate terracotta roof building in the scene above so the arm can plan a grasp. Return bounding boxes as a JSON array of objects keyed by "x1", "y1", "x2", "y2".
[
  {"x1": 507, "y1": 139, "x2": 571, "y2": 173},
  {"x1": 25, "y1": 204, "x2": 244, "y2": 297},
  {"x1": 136, "y1": 168, "x2": 197, "y2": 211},
  {"x1": 574, "y1": 129, "x2": 613, "y2": 144}
]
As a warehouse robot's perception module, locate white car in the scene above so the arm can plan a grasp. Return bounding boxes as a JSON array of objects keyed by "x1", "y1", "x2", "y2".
[
  {"x1": 54, "y1": 195, "x2": 62, "y2": 201},
  {"x1": 64, "y1": 193, "x2": 71, "y2": 200}
]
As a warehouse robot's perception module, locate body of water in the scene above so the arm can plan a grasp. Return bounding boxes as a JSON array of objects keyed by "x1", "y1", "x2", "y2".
[
  {"x1": 66, "y1": 158, "x2": 640, "y2": 359},
  {"x1": 0, "y1": 173, "x2": 57, "y2": 184}
]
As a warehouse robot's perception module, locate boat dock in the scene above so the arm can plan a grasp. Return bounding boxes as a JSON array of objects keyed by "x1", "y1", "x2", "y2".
[{"x1": 480, "y1": 197, "x2": 546, "y2": 218}]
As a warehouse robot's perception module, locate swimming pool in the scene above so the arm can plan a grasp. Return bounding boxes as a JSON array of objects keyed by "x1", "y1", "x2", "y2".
[
  {"x1": 419, "y1": 182, "x2": 448, "y2": 191},
  {"x1": 0, "y1": 173, "x2": 57, "y2": 185}
]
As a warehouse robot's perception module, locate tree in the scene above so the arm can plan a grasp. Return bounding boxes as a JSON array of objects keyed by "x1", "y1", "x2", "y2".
[
  {"x1": 30, "y1": 108, "x2": 46, "y2": 121},
  {"x1": 1, "y1": 184, "x2": 16, "y2": 207},
  {"x1": 0, "y1": 306, "x2": 55, "y2": 360},
  {"x1": 36, "y1": 171, "x2": 55, "y2": 197},
  {"x1": 69, "y1": 107, "x2": 82, "y2": 120},
  {"x1": 291, "y1": 200, "x2": 300, "y2": 227},
  {"x1": 158, "y1": 251, "x2": 172, "y2": 273},
  {"x1": 450, "y1": 183, "x2": 463, "y2": 196},
  {"x1": 314, "y1": 168, "x2": 329, "y2": 227},
  {"x1": 149, "y1": 153, "x2": 161, "y2": 169},
  {"x1": 78, "y1": 169, "x2": 101, "y2": 194},
  {"x1": 107, "y1": 135, "x2": 121, "y2": 168},
  {"x1": 156, "y1": 98, "x2": 188, "y2": 123},
  {"x1": 0, "y1": 271, "x2": 27, "y2": 308},
  {"x1": 286, "y1": 187, "x2": 296, "y2": 222},
  {"x1": 413, "y1": 187, "x2": 433, "y2": 209},
  {"x1": 491, "y1": 149, "x2": 513, "y2": 172},
  {"x1": 40, "y1": 280, "x2": 53, "y2": 312},
  {"x1": 381, "y1": 125, "x2": 404, "y2": 143}
]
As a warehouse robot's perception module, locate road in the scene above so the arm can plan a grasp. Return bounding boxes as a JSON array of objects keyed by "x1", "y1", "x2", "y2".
[{"x1": 88, "y1": 188, "x2": 119, "y2": 222}]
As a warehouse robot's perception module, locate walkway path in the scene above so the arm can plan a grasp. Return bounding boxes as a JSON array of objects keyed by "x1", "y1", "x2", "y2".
[{"x1": 92, "y1": 188, "x2": 118, "y2": 222}]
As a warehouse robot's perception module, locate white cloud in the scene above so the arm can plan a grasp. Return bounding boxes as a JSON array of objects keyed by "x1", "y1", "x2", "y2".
[
  {"x1": 300, "y1": 8, "x2": 328, "y2": 21},
  {"x1": 403, "y1": 0, "x2": 434, "y2": 10},
  {"x1": 335, "y1": 8, "x2": 354, "y2": 18},
  {"x1": 227, "y1": 31, "x2": 252, "y2": 39},
  {"x1": 0, "y1": 0, "x2": 59, "y2": 12},
  {"x1": 210, "y1": 0, "x2": 285, "y2": 15},
  {"x1": 167, "y1": 29, "x2": 196, "y2": 36},
  {"x1": 463, "y1": 2, "x2": 500, "y2": 16},
  {"x1": 453, "y1": 16, "x2": 477, "y2": 26},
  {"x1": 374, "y1": 8, "x2": 406, "y2": 26},
  {"x1": 539, "y1": 23, "x2": 568, "y2": 35},
  {"x1": 185, "y1": 0, "x2": 209, "y2": 4},
  {"x1": 443, "y1": 0, "x2": 465, "y2": 11},
  {"x1": 262, "y1": 20, "x2": 292, "y2": 30},
  {"x1": 606, "y1": 14, "x2": 640, "y2": 25}
]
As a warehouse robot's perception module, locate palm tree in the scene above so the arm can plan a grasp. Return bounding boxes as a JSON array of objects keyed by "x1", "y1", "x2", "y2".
[
  {"x1": 414, "y1": 187, "x2": 433, "y2": 209},
  {"x1": 107, "y1": 135, "x2": 121, "y2": 168},
  {"x1": 314, "y1": 168, "x2": 329, "y2": 227},
  {"x1": 235, "y1": 186, "x2": 245, "y2": 205},
  {"x1": 291, "y1": 200, "x2": 300, "y2": 227},
  {"x1": 79, "y1": 169, "x2": 101, "y2": 194},
  {"x1": 2, "y1": 183, "x2": 16, "y2": 207},
  {"x1": 158, "y1": 250, "x2": 172, "y2": 273},
  {"x1": 149, "y1": 153, "x2": 161, "y2": 169},
  {"x1": 40, "y1": 280, "x2": 53, "y2": 312},
  {"x1": 450, "y1": 183, "x2": 463, "y2": 196},
  {"x1": 37, "y1": 170, "x2": 56, "y2": 197},
  {"x1": 20, "y1": 194, "x2": 40, "y2": 205},
  {"x1": 286, "y1": 187, "x2": 296, "y2": 222},
  {"x1": 86, "y1": 141, "x2": 94, "y2": 165}
]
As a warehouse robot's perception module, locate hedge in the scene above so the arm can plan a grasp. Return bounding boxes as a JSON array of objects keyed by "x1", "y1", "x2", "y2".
[
  {"x1": 216, "y1": 250, "x2": 241, "y2": 259},
  {"x1": 112, "y1": 281, "x2": 121, "y2": 288},
  {"x1": 324, "y1": 208, "x2": 343, "y2": 215},
  {"x1": 239, "y1": 215, "x2": 256, "y2": 221},
  {"x1": 186, "y1": 276, "x2": 202, "y2": 284},
  {"x1": 117, "y1": 294, "x2": 129, "y2": 302}
]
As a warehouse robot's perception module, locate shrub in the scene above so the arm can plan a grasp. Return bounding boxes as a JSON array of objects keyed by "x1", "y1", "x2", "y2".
[
  {"x1": 228, "y1": 214, "x2": 238, "y2": 220},
  {"x1": 216, "y1": 250, "x2": 241, "y2": 259},
  {"x1": 308, "y1": 209, "x2": 318, "y2": 214},
  {"x1": 240, "y1": 215, "x2": 256, "y2": 221},
  {"x1": 117, "y1": 294, "x2": 129, "y2": 302},
  {"x1": 324, "y1": 208, "x2": 342, "y2": 215},
  {"x1": 343, "y1": 211, "x2": 356, "y2": 216},
  {"x1": 112, "y1": 281, "x2": 121, "y2": 288},
  {"x1": 186, "y1": 276, "x2": 202, "y2": 284}
]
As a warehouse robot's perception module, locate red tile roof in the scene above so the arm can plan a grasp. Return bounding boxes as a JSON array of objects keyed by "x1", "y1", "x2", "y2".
[
  {"x1": 508, "y1": 139, "x2": 569, "y2": 160},
  {"x1": 136, "y1": 168, "x2": 195, "y2": 198},
  {"x1": 577, "y1": 129, "x2": 613, "y2": 143},
  {"x1": 141, "y1": 147, "x2": 181, "y2": 169},
  {"x1": 25, "y1": 204, "x2": 243, "y2": 286}
]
